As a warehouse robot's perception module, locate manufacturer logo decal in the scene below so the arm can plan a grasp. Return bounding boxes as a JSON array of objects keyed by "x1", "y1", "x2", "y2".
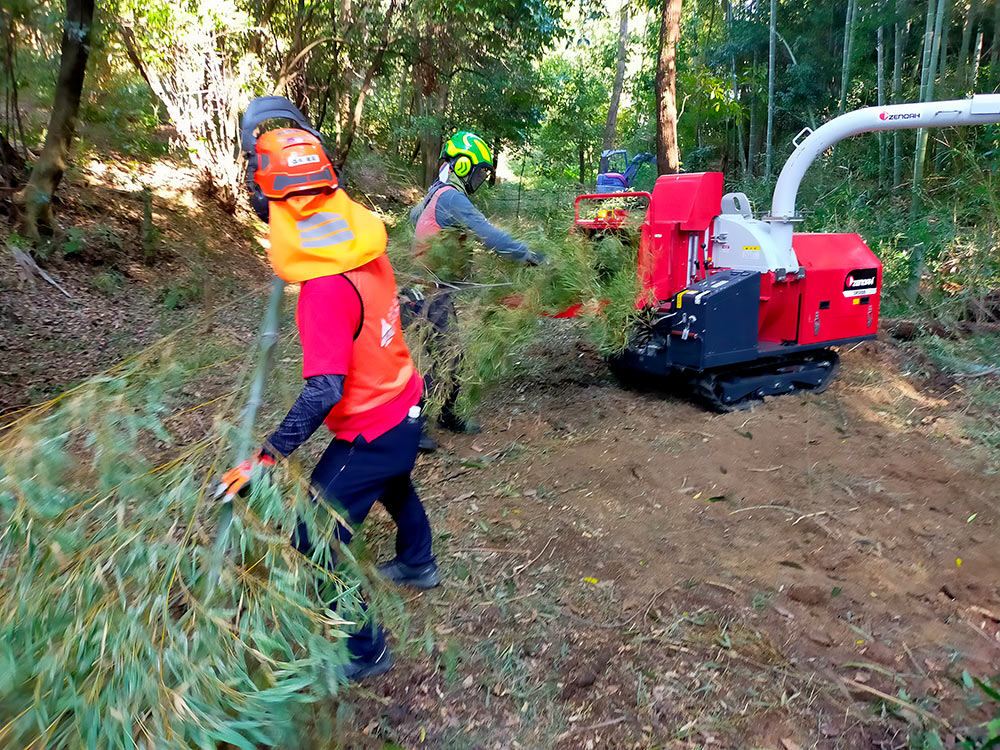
[
  {"x1": 380, "y1": 299, "x2": 401, "y2": 347},
  {"x1": 878, "y1": 111, "x2": 919, "y2": 121},
  {"x1": 843, "y1": 268, "x2": 878, "y2": 298},
  {"x1": 381, "y1": 319, "x2": 395, "y2": 347}
]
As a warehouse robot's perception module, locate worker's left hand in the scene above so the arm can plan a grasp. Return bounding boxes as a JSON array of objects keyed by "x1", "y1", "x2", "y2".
[{"x1": 215, "y1": 451, "x2": 276, "y2": 500}]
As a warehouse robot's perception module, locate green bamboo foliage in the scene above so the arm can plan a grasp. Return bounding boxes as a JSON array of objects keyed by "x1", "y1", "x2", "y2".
[
  {"x1": 0, "y1": 215, "x2": 640, "y2": 747},
  {"x1": 394, "y1": 226, "x2": 642, "y2": 418},
  {"x1": 0, "y1": 339, "x2": 367, "y2": 749}
]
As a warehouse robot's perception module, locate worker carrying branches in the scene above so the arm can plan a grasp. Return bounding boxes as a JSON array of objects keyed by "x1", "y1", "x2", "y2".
[
  {"x1": 220, "y1": 97, "x2": 439, "y2": 683},
  {"x1": 404, "y1": 130, "x2": 545, "y2": 452}
]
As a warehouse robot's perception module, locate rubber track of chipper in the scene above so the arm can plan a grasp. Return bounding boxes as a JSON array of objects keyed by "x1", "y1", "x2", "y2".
[{"x1": 692, "y1": 350, "x2": 841, "y2": 412}]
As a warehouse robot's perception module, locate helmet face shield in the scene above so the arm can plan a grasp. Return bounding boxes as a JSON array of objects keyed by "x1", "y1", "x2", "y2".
[{"x1": 466, "y1": 163, "x2": 492, "y2": 194}]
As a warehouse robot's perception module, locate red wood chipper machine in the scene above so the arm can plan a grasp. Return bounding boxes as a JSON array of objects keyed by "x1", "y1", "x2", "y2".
[{"x1": 573, "y1": 95, "x2": 1000, "y2": 410}]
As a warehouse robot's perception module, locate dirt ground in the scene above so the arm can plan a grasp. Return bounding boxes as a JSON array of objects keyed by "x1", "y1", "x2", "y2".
[
  {"x1": 348, "y1": 326, "x2": 1000, "y2": 750},
  {"x1": 3, "y1": 160, "x2": 999, "y2": 749}
]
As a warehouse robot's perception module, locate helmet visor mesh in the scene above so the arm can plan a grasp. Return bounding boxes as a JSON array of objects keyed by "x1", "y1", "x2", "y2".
[{"x1": 467, "y1": 164, "x2": 491, "y2": 194}]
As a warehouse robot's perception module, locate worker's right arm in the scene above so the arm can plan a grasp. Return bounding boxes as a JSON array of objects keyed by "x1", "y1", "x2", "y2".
[{"x1": 436, "y1": 189, "x2": 544, "y2": 265}]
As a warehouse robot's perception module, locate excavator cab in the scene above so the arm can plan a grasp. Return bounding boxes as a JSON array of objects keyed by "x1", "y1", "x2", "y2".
[{"x1": 596, "y1": 149, "x2": 655, "y2": 194}]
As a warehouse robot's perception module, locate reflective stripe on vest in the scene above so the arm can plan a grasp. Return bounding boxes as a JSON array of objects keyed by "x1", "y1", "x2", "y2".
[{"x1": 320, "y1": 254, "x2": 416, "y2": 428}]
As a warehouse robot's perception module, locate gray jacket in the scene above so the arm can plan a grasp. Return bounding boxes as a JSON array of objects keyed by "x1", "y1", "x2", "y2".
[{"x1": 410, "y1": 181, "x2": 536, "y2": 264}]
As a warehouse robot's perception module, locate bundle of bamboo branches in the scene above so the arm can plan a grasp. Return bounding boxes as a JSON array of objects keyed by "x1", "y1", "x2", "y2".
[
  {"x1": 0, "y1": 217, "x2": 640, "y2": 747},
  {"x1": 388, "y1": 224, "x2": 642, "y2": 417},
  {"x1": 0, "y1": 339, "x2": 372, "y2": 748}
]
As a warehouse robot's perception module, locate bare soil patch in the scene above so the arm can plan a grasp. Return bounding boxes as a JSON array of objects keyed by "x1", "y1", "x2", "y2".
[{"x1": 349, "y1": 328, "x2": 999, "y2": 749}]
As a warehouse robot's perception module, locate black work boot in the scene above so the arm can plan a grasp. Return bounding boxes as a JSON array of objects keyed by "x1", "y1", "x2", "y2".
[
  {"x1": 377, "y1": 558, "x2": 441, "y2": 589},
  {"x1": 418, "y1": 428, "x2": 438, "y2": 453},
  {"x1": 438, "y1": 407, "x2": 481, "y2": 435},
  {"x1": 335, "y1": 645, "x2": 395, "y2": 683}
]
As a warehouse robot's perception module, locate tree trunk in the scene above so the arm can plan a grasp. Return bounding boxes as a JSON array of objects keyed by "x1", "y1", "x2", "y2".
[
  {"x1": 957, "y1": 1, "x2": 974, "y2": 91},
  {"x1": 937, "y1": 0, "x2": 951, "y2": 89},
  {"x1": 415, "y1": 36, "x2": 443, "y2": 189},
  {"x1": 420, "y1": 92, "x2": 445, "y2": 189},
  {"x1": 579, "y1": 144, "x2": 586, "y2": 185},
  {"x1": 928, "y1": 0, "x2": 948, "y2": 93},
  {"x1": 839, "y1": 0, "x2": 858, "y2": 113},
  {"x1": 913, "y1": 0, "x2": 945, "y2": 202},
  {"x1": 655, "y1": 0, "x2": 683, "y2": 176},
  {"x1": 748, "y1": 51, "x2": 759, "y2": 177},
  {"x1": 394, "y1": 66, "x2": 411, "y2": 156},
  {"x1": 335, "y1": 0, "x2": 398, "y2": 165},
  {"x1": 893, "y1": 0, "x2": 911, "y2": 190},
  {"x1": 877, "y1": 24, "x2": 887, "y2": 189},
  {"x1": 692, "y1": 0, "x2": 719, "y2": 148},
  {"x1": 765, "y1": 0, "x2": 776, "y2": 177},
  {"x1": 725, "y1": 0, "x2": 748, "y2": 177},
  {"x1": 334, "y1": 0, "x2": 354, "y2": 149},
  {"x1": 603, "y1": 2, "x2": 629, "y2": 152},
  {"x1": 970, "y1": 26, "x2": 984, "y2": 87},
  {"x1": 992, "y1": 0, "x2": 1000, "y2": 85},
  {"x1": 249, "y1": 0, "x2": 281, "y2": 55},
  {"x1": 909, "y1": 0, "x2": 946, "y2": 302},
  {"x1": 918, "y1": 0, "x2": 937, "y2": 103},
  {"x1": 17, "y1": 0, "x2": 94, "y2": 239}
]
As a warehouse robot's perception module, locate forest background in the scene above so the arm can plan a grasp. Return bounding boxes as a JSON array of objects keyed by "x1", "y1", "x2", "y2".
[
  {"x1": 5, "y1": 0, "x2": 1000, "y2": 307},
  {"x1": 2, "y1": 0, "x2": 1000, "y2": 748}
]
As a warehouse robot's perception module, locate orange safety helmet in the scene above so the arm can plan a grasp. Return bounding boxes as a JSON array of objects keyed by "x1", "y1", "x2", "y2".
[{"x1": 253, "y1": 128, "x2": 338, "y2": 199}]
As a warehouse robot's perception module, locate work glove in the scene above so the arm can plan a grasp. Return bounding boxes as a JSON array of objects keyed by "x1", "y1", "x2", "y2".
[
  {"x1": 524, "y1": 250, "x2": 546, "y2": 267},
  {"x1": 215, "y1": 450, "x2": 276, "y2": 501}
]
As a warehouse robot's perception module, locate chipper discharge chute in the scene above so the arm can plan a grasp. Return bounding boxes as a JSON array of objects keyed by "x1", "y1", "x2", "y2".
[{"x1": 607, "y1": 95, "x2": 1000, "y2": 410}]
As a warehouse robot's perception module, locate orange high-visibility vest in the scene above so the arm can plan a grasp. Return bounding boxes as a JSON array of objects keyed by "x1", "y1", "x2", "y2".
[
  {"x1": 265, "y1": 187, "x2": 416, "y2": 425},
  {"x1": 412, "y1": 184, "x2": 456, "y2": 260},
  {"x1": 268, "y1": 190, "x2": 386, "y2": 283},
  {"x1": 322, "y1": 254, "x2": 416, "y2": 428}
]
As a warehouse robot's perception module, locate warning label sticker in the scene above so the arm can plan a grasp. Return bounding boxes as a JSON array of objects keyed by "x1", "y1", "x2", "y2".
[{"x1": 843, "y1": 268, "x2": 878, "y2": 298}]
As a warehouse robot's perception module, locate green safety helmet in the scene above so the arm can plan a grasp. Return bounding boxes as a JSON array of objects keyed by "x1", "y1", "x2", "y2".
[{"x1": 441, "y1": 130, "x2": 494, "y2": 194}]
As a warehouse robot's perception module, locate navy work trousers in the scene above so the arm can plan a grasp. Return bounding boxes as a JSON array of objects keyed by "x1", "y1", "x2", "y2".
[
  {"x1": 293, "y1": 412, "x2": 434, "y2": 660},
  {"x1": 400, "y1": 288, "x2": 461, "y2": 412}
]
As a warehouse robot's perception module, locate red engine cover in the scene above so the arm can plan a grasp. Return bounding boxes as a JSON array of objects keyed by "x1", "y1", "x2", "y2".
[{"x1": 792, "y1": 233, "x2": 882, "y2": 345}]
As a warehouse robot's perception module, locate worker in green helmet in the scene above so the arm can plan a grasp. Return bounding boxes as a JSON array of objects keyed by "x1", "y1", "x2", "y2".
[{"x1": 404, "y1": 131, "x2": 544, "y2": 452}]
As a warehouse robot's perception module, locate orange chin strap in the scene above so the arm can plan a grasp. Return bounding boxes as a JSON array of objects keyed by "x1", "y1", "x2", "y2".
[{"x1": 267, "y1": 190, "x2": 387, "y2": 283}]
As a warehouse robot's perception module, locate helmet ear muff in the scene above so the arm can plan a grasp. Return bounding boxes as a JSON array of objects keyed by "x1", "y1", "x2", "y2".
[
  {"x1": 250, "y1": 185, "x2": 270, "y2": 222},
  {"x1": 244, "y1": 151, "x2": 270, "y2": 222},
  {"x1": 453, "y1": 155, "x2": 472, "y2": 178}
]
